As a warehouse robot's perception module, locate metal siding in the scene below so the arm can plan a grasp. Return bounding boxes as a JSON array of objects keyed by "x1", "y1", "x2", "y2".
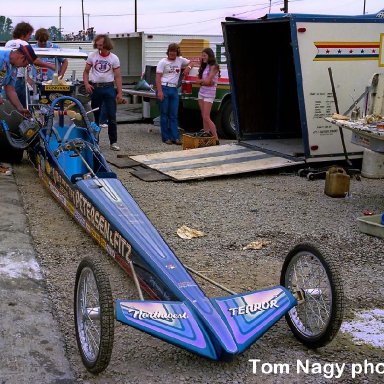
[
  {"x1": 56, "y1": 41, "x2": 93, "y2": 81},
  {"x1": 142, "y1": 34, "x2": 223, "y2": 67}
]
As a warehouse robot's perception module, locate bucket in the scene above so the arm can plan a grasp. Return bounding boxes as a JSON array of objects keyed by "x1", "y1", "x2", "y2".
[
  {"x1": 361, "y1": 148, "x2": 384, "y2": 179},
  {"x1": 324, "y1": 167, "x2": 350, "y2": 198}
]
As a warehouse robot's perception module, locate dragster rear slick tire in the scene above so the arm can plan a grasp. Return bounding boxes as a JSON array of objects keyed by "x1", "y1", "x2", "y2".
[
  {"x1": 74, "y1": 257, "x2": 115, "y2": 374},
  {"x1": 280, "y1": 243, "x2": 344, "y2": 348}
]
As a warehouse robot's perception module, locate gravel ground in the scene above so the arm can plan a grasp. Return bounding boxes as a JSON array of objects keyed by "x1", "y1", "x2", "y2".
[{"x1": 13, "y1": 122, "x2": 384, "y2": 383}]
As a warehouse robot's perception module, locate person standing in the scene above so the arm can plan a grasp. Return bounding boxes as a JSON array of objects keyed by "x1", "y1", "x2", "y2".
[
  {"x1": 5, "y1": 22, "x2": 55, "y2": 107},
  {"x1": 31, "y1": 28, "x2": 68, "y2": 81},
  {"x1": 83, "y1": 34, "x2": 124, "y2": 151},
  {"x1": 195, "y1": 48, "x2": 220, "y2": 145},
  {"x1": 155, "y1": 43, "x2": 191, "y2": 145}
]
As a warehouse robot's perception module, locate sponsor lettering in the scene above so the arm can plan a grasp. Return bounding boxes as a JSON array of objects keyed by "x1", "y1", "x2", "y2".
[
  {"x1": 44, "y1": 85, "x2": 71, "y2": 91},
  {"x1": 44, "y1": 165, "x2": 132, "y2": 261},
  {"x1": 229, "y1": 299, "x2": 278, "y2": 316},
  {"x1": 127, "y1": 308, "x2": 188, "y2": 320}
]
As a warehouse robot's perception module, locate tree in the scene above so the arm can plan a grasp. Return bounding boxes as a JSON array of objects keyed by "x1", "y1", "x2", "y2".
[
  {"x1": 0, "y1": 16, "x2": 13, "y2": 41},
  {"x1": 48, "y1": 26, "x2": 62, "y2": 41}
]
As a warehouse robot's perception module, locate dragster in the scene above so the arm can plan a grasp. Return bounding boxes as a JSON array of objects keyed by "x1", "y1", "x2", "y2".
[{"x1": 1, "y1": 91, "x2": 343, "y2": 373}]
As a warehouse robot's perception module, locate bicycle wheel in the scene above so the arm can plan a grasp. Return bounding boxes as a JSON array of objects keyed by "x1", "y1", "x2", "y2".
[
  {"x1": 280, "y1": 243, "x2": 343, "y2": 348},
  {"x1": 74, "y1": 257, "x2": 115, "y2": 374}
]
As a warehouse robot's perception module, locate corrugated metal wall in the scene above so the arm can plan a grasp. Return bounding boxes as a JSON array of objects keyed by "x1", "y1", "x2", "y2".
[
  {"x1": 56, "y1": 41, "x2": 93, "y2": 80},
  {"x1": 142, "y1": 34, "x2": 224, "y2": 67}
]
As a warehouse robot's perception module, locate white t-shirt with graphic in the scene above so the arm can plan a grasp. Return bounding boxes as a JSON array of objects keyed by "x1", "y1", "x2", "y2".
[
  {"x1": 5, "y1": 39, "x2": 29, "y2": 77},
  {"x1": 86, "y1": 51, "x2": 120, "y2": 83},
  {"x1": 156, "y1": 56, "x2": 190, "y2": 85}
]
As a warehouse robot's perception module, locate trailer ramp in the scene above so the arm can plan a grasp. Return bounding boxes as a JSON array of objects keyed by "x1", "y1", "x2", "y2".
[{"x1": 129, "y1": 144, "x2": 304, "y2": 181}]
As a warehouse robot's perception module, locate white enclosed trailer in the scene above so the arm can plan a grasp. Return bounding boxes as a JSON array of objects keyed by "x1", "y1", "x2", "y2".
[
  {"x1": 223, "y1": 9, "x2": 384, "y2": 162},
  {"x1": 108, "y1": 32, "x2": 223, "y2": 84}
]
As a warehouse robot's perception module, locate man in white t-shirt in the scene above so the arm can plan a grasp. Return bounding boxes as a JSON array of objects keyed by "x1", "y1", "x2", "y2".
[
  {"x1": 155, "y1": 43, "x2": 191, "y2": 145},
  {"x1": 83, "y1": 34, "x2": 124, "y2": 151},
  {"x1": 5, "y1": 22, "x2": 55, "y2": 107}
]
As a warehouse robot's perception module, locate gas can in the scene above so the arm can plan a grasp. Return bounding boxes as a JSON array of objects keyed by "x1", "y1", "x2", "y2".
[{"x1": 324, "y1": 167, "x2": 350, "y2": 198}]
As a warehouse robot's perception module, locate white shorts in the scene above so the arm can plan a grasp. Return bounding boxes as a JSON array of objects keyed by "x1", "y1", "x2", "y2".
[{"x1": 198, "y1": 94, "x2": 215, "y2": 103}]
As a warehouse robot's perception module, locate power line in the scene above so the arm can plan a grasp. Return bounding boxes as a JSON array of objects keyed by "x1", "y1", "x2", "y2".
[{"x1": 5, "y1": 2, "x2": 280, "y2": 18}]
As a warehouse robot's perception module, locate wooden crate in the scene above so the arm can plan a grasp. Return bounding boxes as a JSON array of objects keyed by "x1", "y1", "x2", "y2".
[{"x1": 182, "y1": 134, "x2": 216, "y2": 150}]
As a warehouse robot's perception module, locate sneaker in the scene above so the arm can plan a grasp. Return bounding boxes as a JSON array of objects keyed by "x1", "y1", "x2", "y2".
[
  {"x1": 110, "y1": 143, "x2": 120, "y2": 151},
  {"x1": 173, "y1": 139, "x2": 182, "y2": 145},
  {"x1": 164, "y1": 140, "x2": 172, "y2": 145}
]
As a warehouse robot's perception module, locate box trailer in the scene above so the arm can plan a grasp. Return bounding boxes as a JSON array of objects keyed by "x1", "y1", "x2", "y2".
[
  {"x1": 222, "y1": 9, "x2": 384, "y2": 162},
  {"x1": 109, "y1": 32, "x2": 224, "y2": 84},
  {"x1": 110, "y1": 32, "x2": 235, "y2": 137}
]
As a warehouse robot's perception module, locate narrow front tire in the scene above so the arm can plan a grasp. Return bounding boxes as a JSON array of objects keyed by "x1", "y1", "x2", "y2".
[
  {"x1": 280, "y1": 243, "x2": 344, "y2": 348},
  {"x1": 74, "y1": 257, "x2": 115, "y2": 374}
]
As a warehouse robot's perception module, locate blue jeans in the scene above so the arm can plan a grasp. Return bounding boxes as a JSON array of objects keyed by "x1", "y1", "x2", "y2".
[
  {"x1": 158, "y1": 86, "x2": 179, "y2": 142},
  {"x1": 15, "y1": 77, "x2": 27, "y2": 108},
  {"x1": 99, "y1": 103, "x2": 108, "y2": 125},
  {"x1": 91, "y1": 86, "x2": 117, "y2": 144}
]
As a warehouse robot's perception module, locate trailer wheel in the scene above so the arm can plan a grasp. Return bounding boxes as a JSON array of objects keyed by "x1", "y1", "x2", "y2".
[
  {"x1": 74, "y1": 257, "x2": 114, "y2": 374},
  {"x1": 280, "y1": 243, "x2": 343, "y2": 348},
  {"x1": 220, "y1": 99, "x2": 236, "y2": 139}
]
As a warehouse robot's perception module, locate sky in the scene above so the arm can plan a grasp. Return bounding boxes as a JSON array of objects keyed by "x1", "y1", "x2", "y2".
[{"x1": 3, "y1": 0, "x2": 384, "y2": 36}]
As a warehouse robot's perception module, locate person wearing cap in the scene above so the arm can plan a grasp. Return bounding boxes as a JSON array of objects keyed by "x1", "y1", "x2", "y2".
[
  {"x1": 31, "y1": 28, "x2": 68, "y2": 81},
  {"x1": 5, "y1": 22, "x2": 55, "y2": 107},
  {"x1": 0, "y1": 45, "x2": 37, "y2": 116},
  {"x1": 155, "y1": 43, "x2": 191, "y2": 145}
]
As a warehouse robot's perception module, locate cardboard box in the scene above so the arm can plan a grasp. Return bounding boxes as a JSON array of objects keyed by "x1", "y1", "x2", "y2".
[{"x1": 182, "y1": 134, "x2": 216, "y2": 150}]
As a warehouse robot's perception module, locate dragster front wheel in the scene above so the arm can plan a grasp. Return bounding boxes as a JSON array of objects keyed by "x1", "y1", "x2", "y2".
[
  {"x1": 74, "y1": 257, "x2": 115, "y2": 374},
  {"x1": 280, "y1": 243, "x2": 343, "y2": 348}
]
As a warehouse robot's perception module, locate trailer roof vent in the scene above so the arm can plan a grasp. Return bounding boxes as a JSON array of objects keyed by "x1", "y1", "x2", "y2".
[{"x1": 298, "y1": 27, "x2": 306, "y2": 33}]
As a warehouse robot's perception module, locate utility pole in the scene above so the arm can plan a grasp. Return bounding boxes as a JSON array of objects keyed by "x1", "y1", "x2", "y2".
[
  {"x1": 85, "y1": 13, "x2": 90, "y2": 29},
  {"x1": 134, "y1": 0, "x2": 137, "y2": 32},
  {"x1": 281, "y1": 0, "x2": 288, "y2": 13},
  {"x1": 81, "y1": 0, "x2": 85, "y2": 30},
  {"x1": 363, "y1": 0, "x2": 366, "y2": 14},
  {"x1": 59, "y1": 6, "x2": 62, "y2": 38}
]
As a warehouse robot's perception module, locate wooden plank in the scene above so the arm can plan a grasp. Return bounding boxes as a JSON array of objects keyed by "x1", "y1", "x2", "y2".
[
  {"x1": 129, "y1": 143, "x2": 303, "y2": 181},
  {"x1": 130, "y1": 144, "x2": 245, "y2": 163},
  {"x1": 129, "y1": 166, "x2": 171, "y2": 181},
  {"x1": 166, "y1": 157, "x2": 299, "y2": 180},
  {"x1": 145, "y1": 151, "x2": 271, "y2": 172}
]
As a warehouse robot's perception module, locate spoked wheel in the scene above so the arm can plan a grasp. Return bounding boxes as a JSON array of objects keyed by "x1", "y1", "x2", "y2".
[
  {"x1": 74, "y1": 257, "x2": 115, "y2": 374},
  {"x1": 280, "y1": 243, "x2": 343, "y2": 348}
]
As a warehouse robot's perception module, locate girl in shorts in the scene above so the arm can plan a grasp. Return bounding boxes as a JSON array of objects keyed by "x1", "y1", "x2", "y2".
[{"x1": 196, "y1": 48, "x2": 220, "y2": 144}]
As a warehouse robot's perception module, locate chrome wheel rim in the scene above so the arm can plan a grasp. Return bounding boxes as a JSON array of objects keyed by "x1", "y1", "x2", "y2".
[
  {"x1": 76, "y1": 267, "x2": 101, "y2": 363},
  {"x1": 285, "y1": 252, "x2": 332, "y2": 337}
]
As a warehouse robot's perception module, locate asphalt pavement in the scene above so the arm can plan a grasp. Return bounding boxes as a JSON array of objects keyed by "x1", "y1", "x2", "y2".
[{"x1": 0, "y1": 170, "x2": 75, "y2": 384}]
